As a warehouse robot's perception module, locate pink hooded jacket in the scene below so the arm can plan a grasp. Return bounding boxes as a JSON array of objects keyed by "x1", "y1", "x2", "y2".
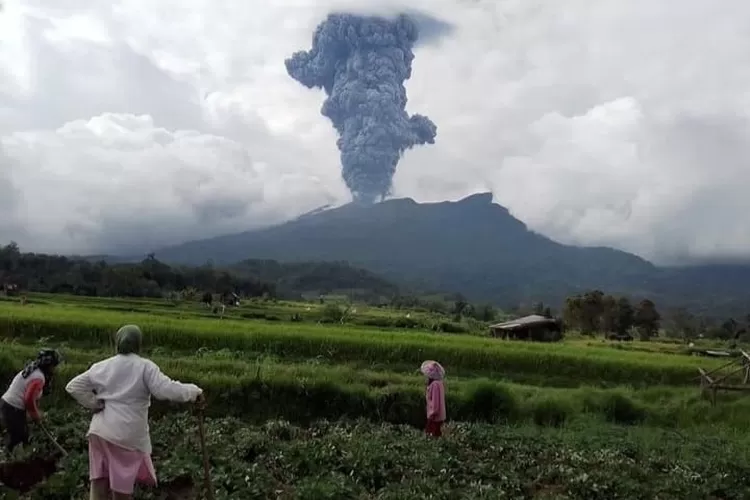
[{"x1": 426, "y1": 380, "x2": 446, "y2": 422}]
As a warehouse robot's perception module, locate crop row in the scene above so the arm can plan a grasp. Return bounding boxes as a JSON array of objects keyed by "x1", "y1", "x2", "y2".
[
  {"x1": 14, "y1": 411, "x2": 750, "y2": 499},
  {"x1": 1, "y1": 344, "x2": 745, "y2": 430},
  {"x1": 19, "y1": 292, "x2": 451, "y2": 331},
  {"x1": 0, "y1": 303, "x2": 721, "y2": 388}
]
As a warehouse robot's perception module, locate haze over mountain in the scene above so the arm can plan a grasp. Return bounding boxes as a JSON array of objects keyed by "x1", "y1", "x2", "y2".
[{"x1": 146, "y1": 193, "x2": 750, "y2": 315}]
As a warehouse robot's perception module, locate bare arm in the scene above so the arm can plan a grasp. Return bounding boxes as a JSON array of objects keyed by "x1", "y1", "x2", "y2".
[
  {"x1": 143, "y1": 360, "x2": 202, "y2": 402},
  {"x1": 24, "y1": 379, "x2": 44, "y2": 421},
  {"x1": 65, "y1": 370, "x2": 100, "y2": 410}
]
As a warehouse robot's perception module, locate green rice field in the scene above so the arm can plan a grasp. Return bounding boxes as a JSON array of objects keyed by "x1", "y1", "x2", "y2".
[{"x1": 1, "y1": 293, "x2": 748, "y2": 498}]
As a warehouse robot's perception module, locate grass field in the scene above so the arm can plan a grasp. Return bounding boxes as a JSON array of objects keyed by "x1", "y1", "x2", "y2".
[{"x1": 1, "y1": 293, "x2": 749, "y2": 498}]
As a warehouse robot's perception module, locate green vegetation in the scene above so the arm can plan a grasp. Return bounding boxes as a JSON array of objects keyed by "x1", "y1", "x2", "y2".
[
  {"x1": 150, "y1": 192, "x2": 750, "y2": 317},
  {"x1": 0, "y1": 242, "x2": 398, "y2": 302},
  {"x1": 0, "y1": 301, "x2": 726, "y2": 388},
  {"x1": 3, "y1": 342, "x2": 746, "y2": 430},
  {"x1": 1, "y1": 291, "x2": 749, "y2": 497},
  {"x1": 562, "y1": 289, "x2": 750, "y2": 344},
  {"x1": 4, "y1": 411, "x2": 750, "y2": 499}
]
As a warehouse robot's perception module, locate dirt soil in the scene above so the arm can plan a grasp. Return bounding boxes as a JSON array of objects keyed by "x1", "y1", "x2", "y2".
[
  {"x1": 161, "y1": 473, "x2": 196, "y2": 500},
  {"x1": 0, "y1": 455, "x2": 59, "y2": 493}
]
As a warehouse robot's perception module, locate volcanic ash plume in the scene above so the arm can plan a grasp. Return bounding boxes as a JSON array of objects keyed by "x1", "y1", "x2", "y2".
[{"x1": 285, "y1": 13, "x2": 437, "y2": 203}]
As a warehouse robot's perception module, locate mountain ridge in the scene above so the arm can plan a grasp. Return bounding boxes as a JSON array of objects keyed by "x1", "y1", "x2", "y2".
[{"x1": 96, "y1": 192, "x2": 749, "y2": 315}]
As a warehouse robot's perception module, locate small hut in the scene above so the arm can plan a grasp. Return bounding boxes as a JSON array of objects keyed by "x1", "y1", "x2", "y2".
[{"x1": 489, "y1": 315, "x2": 563, "y2": 342}]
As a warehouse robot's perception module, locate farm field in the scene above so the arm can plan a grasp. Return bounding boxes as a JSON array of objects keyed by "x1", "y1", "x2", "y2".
[
  {"x1": 1, "y1": 293, "x2": 749, "y2": 498},
  {"x1": 4, "y1": 410, "x2": 750, "y2": 499}
]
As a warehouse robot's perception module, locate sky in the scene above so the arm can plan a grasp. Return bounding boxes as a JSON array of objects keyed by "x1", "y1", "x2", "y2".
[{"x1": 1, "y1": 0, "x2": 750, "y2": 264}]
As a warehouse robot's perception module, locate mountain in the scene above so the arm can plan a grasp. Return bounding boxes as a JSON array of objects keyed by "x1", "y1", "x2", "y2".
[
  {"x1": 147, "y1": 192, "x2": 750, "y2": 315},
  {"x1": 644, "y1": 264, "x2": 750, "y2": 316},
  {"x1": 148, "y1": 195, "x2": 625, "y2": 299}
]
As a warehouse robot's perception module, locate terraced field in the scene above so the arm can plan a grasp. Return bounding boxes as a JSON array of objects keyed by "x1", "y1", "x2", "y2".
[{"x1": 1, "y1": 294, "x2": 748, "y2": 498}]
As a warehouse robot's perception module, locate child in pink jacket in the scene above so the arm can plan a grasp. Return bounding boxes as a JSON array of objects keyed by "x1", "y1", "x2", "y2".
[{"x1": 420, "y1": 360, "x2": 446, "y2": 437}]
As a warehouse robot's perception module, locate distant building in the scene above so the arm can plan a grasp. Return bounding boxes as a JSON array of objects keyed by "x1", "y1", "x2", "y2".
[{"x1": 489, "y1": 314, "x2": 563, "y2": 342}]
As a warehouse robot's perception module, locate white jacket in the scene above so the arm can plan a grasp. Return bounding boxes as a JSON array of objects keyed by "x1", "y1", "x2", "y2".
[{"x1": 65, "y1": 354, "x2": 202, "y2": 453}]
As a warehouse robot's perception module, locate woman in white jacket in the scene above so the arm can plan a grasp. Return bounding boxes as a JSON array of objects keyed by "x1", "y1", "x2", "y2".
[{"x1": 66, "y1": 324, "x2": 204, "y2": 500}]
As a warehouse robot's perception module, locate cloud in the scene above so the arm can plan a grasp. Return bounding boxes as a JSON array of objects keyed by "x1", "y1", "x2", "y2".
[
  {"x1": 1, "y1": 0, "x2": 749, "y2": 262},
  {"x1": 480, "y1": 100, "x2": 750, "y2": 263},
  {"x1": 0, "y1": 145, "x2": 22, "y2": 237},
  {"x1": 2, "y1": 114, "x2": 346, "y2": 254}
]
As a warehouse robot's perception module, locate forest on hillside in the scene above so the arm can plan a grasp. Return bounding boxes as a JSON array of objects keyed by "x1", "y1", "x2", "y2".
[
  {"x1": 0, "y1": 243, "x2": 398, "y2": 302},
  {"x1": 1, "y1": 242, "x2": 747, "y2": 341}
]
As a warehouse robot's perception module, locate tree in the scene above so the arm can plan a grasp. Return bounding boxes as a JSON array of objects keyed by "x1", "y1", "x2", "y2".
[
  {"x1": 600, "y1": 294, "x2": 618, "y2": 333},
  {"x1": 634, "y1": 299, "x2": 660, "y2": 341},
  {"x1": 426, "y1": 301, "x2": 449, "y2": 314},
  {"x1": 581, "y1": 290, "x2": 606, "y2": 334},
  {"x1": 320, "y1": 303, "x2": 345, "y2": 323},
  {"x1": 562, "y1": 290, "x2": 607, "y2": 334},
  {"x1": 0, "y1": 245, "x2": 412, "y2": 303},
  {"x1": 452, "y1": 295, "x2": 469, "y2": 322},
  {"x1": 532, "y1": 302, "x2": 554, "y2": 318},
  {"x1": 613, "y1": 297, "x2": 635, "y2": 336},
  {"x1": 472, "y1": 304, "x2": 497, "y2": 322},
  {"x1": 182, "y1": 287, "x2": 199, "y2": 301},
  {"x1": 562, "y1": 295, "x2": 584, "y2": 332},
  {"x1": 667, "y1": 308, "x2": 697, "y2": 343},
  {"x1": 719, "y1": 318, "x2": 738, "y2": 341},
  {"x1": 0, "y1": 241, "x2": 20, "y2": 275}
]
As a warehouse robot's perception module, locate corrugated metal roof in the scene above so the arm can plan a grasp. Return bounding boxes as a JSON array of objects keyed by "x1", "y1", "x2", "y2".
[{"x1": 490, "y1": 314, "x2": 556, "y2": 329}]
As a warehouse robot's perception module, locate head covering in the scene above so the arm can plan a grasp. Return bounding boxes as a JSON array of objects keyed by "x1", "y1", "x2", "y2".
[
  {"x1": 22, "y1": 349, "x2": 62, "y2": 395},
  {"x1": 21, "y1": 348, "x2": 62, "y2": 379},
  {"x1": 115, "y1": 324, "x2": 143, "y2": 354},
  {"x1": 420, "y1": 360, "x2": 445, "y2": 381}
]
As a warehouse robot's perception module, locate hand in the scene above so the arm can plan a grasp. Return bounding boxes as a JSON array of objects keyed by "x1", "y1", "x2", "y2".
[{"x1": 32, "y1": 411, "x2": 43, "y2": 423}]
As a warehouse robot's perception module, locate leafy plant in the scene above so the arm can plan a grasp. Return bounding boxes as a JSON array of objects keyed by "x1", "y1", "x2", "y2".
[{"x1": 8, "y1": 410, "x2": 750, "y2": 499}]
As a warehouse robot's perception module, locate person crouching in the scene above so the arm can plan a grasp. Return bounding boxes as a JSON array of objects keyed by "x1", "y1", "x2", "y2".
[{"x1": 0, "y1": 349, "x2": 62, "y2": 454}]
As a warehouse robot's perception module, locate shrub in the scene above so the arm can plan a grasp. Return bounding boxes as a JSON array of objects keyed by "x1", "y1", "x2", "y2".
[
  {"x1": 532, "y1": 398, "x2": 573, "y2": 427},
  {"x1": 363, "y1": 318, "x2": 394, "y2": 328},
  {"x1": 461, "y1": 381, "x2": 518, "y2": 423},
  {"x1": 392, "y1": 317, "x2": 420, "y2": 329},
  {"x1": 320, "y1": 304, "x2": 345, "y2": 323},
  {"x1": 376, "y1": 389, "x2": 424, "y2": 427},
  {"x1": 584, "y1": 392, "x2": 646, "y2": 425},
  {"x1": 435, "y1": 322, "x2": 468, "y2": 334}
]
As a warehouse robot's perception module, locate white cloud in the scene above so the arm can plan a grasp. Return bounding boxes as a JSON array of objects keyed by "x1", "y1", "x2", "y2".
[
  {"x1": 2, "y1": 114, "x2": 345, "y2": 253},
  {"x1": 1, "y1": 0, "x2": 750, "y2": 262}
]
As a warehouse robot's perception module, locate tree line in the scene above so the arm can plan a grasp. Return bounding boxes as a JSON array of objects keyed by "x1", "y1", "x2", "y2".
[
  {"x1": 0, "y1": 243, "x2": 271, "y2": 299},
  {"x1": 3, "y1": 242, "x2": 749, "y2": 341},
  {"x1": 0, "y1": 243, "x2": 405, "y2": 302},
  {"x1": 557, "y1": 289, "x2": 750, "y2": 343},
  {"x1": 388, "y1": 293, "x2": 499, "y2": 323},
  {"x1": 560, "y1": 290, "x2": 660, "y2": 340}
]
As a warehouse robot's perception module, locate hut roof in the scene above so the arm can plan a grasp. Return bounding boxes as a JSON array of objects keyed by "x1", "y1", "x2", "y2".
[{"x1": 490, "y1": 314, "x2": 557, "y2": 330}]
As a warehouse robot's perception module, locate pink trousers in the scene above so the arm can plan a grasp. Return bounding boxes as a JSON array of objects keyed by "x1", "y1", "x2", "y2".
[{"x1": 88, "y1": 434, "x2": 157, "y2": 494}]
